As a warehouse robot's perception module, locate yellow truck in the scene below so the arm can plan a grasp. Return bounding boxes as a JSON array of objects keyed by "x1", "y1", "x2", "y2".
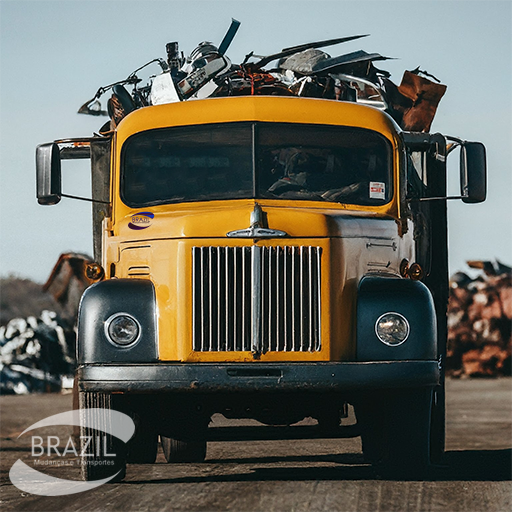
[{"x1": 36, "y1": 34, "x2": 486, "y2": 480}]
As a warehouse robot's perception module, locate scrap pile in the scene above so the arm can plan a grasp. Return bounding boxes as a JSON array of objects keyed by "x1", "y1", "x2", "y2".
[
  {"x1": 447, "y1": 261, "x2": 512, "y2": 377},
  {"x1": 0, "y1": 253, "x2": 94, "y2": 394},
  {"x1": 42, "y1": 252, "x2": 96, "y2": 322},
  {"x1": 79, "y1": 19, "x2": 446, "y2": 134},
  {"x1": 0, "y1": 311, "x2": 75, "y2": 394}
]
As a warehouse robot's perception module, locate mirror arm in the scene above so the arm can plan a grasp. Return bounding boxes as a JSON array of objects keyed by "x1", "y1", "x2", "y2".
[
  {"x1": 408, "y1": 196, "x2": 464, "y2": 203},
  {"x1": 61, "y1": 193, "x2": 110, "y2": 205}
]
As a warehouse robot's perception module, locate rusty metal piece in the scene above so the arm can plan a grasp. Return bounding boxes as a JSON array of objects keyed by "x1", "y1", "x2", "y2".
[
  {"x1": 107, "y1": 95, "x2": 126, "y2": 128},
  {"x1": 447, "y1": 260, "x2": 511, "y2": 377},
  {"x1": 43, "y1": 253, "x2": 95, "y2": 320},
  {"x1": 397, "y1": 70, "x2": 447, "y2": 132}
]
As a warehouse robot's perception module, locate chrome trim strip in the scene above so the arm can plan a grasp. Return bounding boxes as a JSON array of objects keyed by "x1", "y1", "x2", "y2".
[
  {"x1": 251, "y1": 245, "x2": 262, "y2": 354},
  {"x1": 227, "y1": 227, "x2": 288, "y2": 238}
]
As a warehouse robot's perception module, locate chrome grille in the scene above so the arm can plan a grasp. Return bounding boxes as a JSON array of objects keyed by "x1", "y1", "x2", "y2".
[{"x1": 192, "y1": 246, "x2": 322, "y2": 352}]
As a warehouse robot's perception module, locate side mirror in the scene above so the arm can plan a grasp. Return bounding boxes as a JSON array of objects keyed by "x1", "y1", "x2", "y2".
[
  {"x1": 36, "y1": 143, "x2": 61, "y2": 205},
  {"x1": 460, "y1": 142, "x2": 486, "y2": 203}
]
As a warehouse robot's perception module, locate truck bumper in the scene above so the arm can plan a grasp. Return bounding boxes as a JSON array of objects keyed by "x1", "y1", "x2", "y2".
[{"x1": 77, "y1": 360, "x2": 440, "y2": 393}]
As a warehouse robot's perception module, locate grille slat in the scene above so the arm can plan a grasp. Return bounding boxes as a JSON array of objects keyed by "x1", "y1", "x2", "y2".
[{"x1": 192, "y1": 246, "x2": 321, "y2": 353}]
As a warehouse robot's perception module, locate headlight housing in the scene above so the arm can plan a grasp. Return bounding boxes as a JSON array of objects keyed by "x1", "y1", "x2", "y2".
[
  {"x1": 375, "y1": 312, "x2": 410, "y2": 346},
  {"x1": 105, "y1": 313, "x2": 141, "y2": 346}
]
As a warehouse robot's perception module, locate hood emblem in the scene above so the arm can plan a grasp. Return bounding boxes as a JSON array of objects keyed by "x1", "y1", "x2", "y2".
[{"x1": 227, "y1": 204, "x2": 288, "y2": 238}]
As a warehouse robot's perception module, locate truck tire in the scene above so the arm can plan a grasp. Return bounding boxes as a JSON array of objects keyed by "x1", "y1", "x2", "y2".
[
  {"x1": 161, "y1": 436, "x2": 207, "y2": 463},
  {"x1": 429, "y1": 383, "x2": 446, "y2": 465},
  {"x1": 355, "y1": 396, "x2": 384, "y2": 464},
  {"x1": 79, "y1": 391, "x2": 127, "y2": 482},
  {"x1": 356, "y1": 387, "x2": 433, "y2": 478},
  {"x1": 126, "y1": 417, "x2": 158, "y2": 464}
]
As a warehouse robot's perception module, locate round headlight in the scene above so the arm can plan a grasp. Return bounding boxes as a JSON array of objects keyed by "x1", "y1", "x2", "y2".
[
  {"x1": 375, "y1": 313, "x2": 410, "y2": 346},
  {"x1": 105, "y1": 313, "x2": 140, "y2": 346}
]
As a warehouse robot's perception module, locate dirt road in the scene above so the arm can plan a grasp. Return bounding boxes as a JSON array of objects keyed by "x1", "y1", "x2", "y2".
[{"x1": 1, "y1": 378, "x2": 510, "y2": 512}]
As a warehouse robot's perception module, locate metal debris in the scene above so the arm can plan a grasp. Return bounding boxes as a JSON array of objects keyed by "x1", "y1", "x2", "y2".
[
  {"x1": 43, "y1": 252, "x2": 95, "y2": 322},
  {"x1": 447, "y1": 261, "x2": 512, "y2": 377},
  {"x1": 78, "y1": 20, "x2": 446, "y2": 133},
  {"x1": 0, "y1": 311, "x2": 75, "y2": 394}
]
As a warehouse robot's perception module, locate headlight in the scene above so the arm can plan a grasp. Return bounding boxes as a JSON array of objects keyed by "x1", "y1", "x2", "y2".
[
  {"x1": 105, "y1": 313, "x2": 140, "y2": 346},
  {"x1": 375, "y1": 312, "x2": 410, "y2": 346}
]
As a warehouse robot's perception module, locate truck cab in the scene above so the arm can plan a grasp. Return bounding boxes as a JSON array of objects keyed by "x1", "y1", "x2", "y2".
[{"x1": 37, "y1": 91, "x2": 486, "y2": 480}]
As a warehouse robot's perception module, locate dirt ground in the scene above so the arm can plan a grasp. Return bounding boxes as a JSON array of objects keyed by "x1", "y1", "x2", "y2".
[{"x1": 0, "y1": 378, "x2": 510, "y2": 512}]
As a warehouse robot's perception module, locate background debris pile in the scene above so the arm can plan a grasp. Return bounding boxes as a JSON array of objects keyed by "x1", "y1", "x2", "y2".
[
  {"x1": 0, "y1": 311, "x2": 75, "y2": 394},
  {"x1": 42, "y1": 252, "x2": 95, "y2": 322},
  {"x1": 0, "y1": 253, "x2": 93, "y2": 394},
  {"x1": 447, "y1": 261, "x2": 512, "y2": 377}
]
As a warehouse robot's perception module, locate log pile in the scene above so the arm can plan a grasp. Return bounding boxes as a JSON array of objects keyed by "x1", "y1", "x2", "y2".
[{"x1": 447, "y1": 260, "x2": 512, "y2": 377}]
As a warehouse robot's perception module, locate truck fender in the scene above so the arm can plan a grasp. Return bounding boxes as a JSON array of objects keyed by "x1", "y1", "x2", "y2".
[
  {"x1": 356, "y1": 275, "x2": 437, "y2": 361},
  {"x1": 77, "y1": 279, "x2": 158, "y2": 364}
]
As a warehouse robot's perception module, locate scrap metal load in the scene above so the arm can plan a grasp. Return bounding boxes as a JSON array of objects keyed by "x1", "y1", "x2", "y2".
[
  {"x1": 447, "y1": 261, "x2": 512, "y2": 377},
  {"x1": 79, "y1": 19, "x2": 447, "y2": 134}
]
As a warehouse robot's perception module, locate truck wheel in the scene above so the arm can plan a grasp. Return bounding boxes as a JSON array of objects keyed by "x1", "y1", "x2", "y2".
[
  {"x1": 79, "y1": 391, "x2": 127, "y2": 482},
  {"x1": 381, "y1": 387, "x2": 433, "y2": 478},
  {"x1": 429, "y1": 383, "x2": 446, "y2": 465},
  {"x1": 126, "y1": 416, "x2": 158, "y2": 464},
  {"x1": 356, "y1": 387, "x2": 433, "y2": 478},
  {"x1": 161, "y1": 436, "x2": 207, "y2": 463},
  {"x1": 355, "y1": 396, "x2": 385, "y2": 464}
]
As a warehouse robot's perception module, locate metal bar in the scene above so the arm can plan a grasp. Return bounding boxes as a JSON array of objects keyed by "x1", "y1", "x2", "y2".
[
  {"x1": 300, "y1": 246, "x2": 304, "y2": 350},
  {"x1": 260, "y1": 247, "x2": 266, "y2": 352},
  {"x1": 217, "y1": 247, "x2": 221, "y2": 351},
  {"x1": 284, "y1": 247, "x2": 288, "y2": 351},
  {"x1": 225, "y1": 247, "x2": 230, "y2": 351},
  {"x1": 268, "y1": 247, "x2": 273, "y2": 352},
  {"x1": 291, "y1": 246, "x2": 296, "y2": 351},
  {"x1": 234, "y1": 247, "x2": 238, "y2": 350},
  {"x1": 316, "y1": 247, "x2": 322, "y2": 351},
  {"x1": 241, "y1": 248, "x2": 246, "y2": 350},
  {"x1": 252, "y1": 123, "x2": 257, "y2": 198},
  {"x1": 206, "y1": 424, "x2": 360, "y2": 442},
  {"x1": 251, "y1": 245, "x2": 262, "y2": 354},
  {"x1": 192, "y1": 248, "x2": 197, "y2": 350},
  {"x1": 218, "y1": 18, "x2": 241, "y2": 56},
  {"x1": 209, "y1": 247, "x2": 213, "y2": 352},
  {"x1": 276, "y1": 247, "x2": 281, "y2": 351},
  {"x1": 200, "y1": 248, "x2": 206, "y2": 351},
  {"x1": 60, "y1": 193, "x2": 109, "y2": 205},
  {"x1": 308, "y1": 246, "x2": 313, "y2": 352}
]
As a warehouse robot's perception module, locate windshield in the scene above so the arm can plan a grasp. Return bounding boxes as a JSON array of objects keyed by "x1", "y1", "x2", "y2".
[{"x1": 121, "y1": 122, "x2": 392, "y2": 207}]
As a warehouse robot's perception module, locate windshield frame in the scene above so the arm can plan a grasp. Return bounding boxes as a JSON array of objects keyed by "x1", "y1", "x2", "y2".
[{"x1": 119, "y1": 121, "x2": 394, "y2": 209}]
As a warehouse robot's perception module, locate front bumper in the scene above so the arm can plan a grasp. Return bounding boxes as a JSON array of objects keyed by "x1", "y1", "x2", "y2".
[{"x1": 77, "y1": 360, "x2": 440, "y2": 393}]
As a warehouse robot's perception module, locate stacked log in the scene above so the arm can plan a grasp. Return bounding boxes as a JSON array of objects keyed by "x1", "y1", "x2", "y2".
[{"x1": 447, "y1": 261, "x2": 512, "y2": 377}]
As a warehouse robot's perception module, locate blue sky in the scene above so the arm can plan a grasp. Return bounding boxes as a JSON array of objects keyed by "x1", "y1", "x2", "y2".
[{"x1": 1, "y1": 0, "x2": 511, "y2": 282}]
